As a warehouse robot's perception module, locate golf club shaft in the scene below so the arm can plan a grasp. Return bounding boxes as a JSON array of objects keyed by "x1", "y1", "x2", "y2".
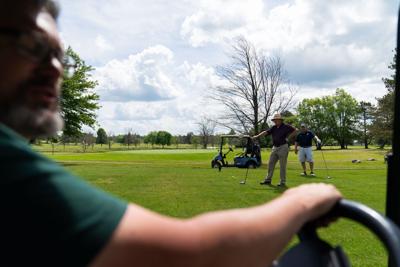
[
  {"x1": 241, "y1": 167, "x2": 250, "y2": 184},
  {"x1": 320, "y1": 149, "x2": 330, "y2": 178}
]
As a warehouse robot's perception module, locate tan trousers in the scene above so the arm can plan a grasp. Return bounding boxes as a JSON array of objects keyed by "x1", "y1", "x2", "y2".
[{"x1": 265, "y1": 144, "x2": 289, "y2": 184}]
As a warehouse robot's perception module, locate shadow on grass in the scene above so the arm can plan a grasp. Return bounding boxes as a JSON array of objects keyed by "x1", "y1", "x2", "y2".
[
  {"x1": 242, "y1": 184, "x2": 287, "y2": 194},
  {"x1": 59, "y1": 162, "x2": 82, "y2": 167}
]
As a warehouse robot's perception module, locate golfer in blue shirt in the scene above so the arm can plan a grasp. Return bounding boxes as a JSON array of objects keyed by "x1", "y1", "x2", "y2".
[{"x1": 294, "y1": 123, "x2": 321, "y2": 176}]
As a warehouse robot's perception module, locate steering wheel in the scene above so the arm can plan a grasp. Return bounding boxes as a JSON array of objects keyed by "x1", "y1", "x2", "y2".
[{"x1": 275, "y1": 199, "x2": 400, "y2": 267}]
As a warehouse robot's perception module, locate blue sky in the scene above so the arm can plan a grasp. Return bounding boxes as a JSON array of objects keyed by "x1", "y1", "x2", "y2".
[{"x1": 58, "y1": 0, "x2": 398, "y2": 135}]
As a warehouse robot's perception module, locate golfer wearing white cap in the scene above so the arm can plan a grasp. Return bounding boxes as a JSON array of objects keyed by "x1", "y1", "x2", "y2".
[{"x1": 294, "y1": 123, "x2": 321, "y2": 176}]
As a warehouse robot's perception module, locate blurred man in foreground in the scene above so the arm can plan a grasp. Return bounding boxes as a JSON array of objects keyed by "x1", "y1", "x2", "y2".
[{"x1": 0, "y1": 1, "x2": 341, "y2": 266}]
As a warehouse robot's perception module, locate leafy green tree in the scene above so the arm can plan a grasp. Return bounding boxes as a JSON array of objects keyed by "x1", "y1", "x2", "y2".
[
  {"x1": 281, "y1": 110, "x2": 299, "y2": 128},
  {"x1": 370, "y1": 92, "x2": 394, "y2": 148},
  {"x1": 297, "y1": 97, "x2": 331, "y2": 144},
  {"x1": 123, "y1": 131, "x2": 133, "y2": 149},
  {"x1": 370, "y1": 50, "x2": 396, "y2": 148},
  {"x1": 171, "y1": 136, "x2": 180, "y2": 148},
  {"x1": 298, "y1": 89, "x2": 361, "y2": 149},
  {"x1": 156, "y1": 131, "x2": 172, "y2": 148},
  {"x1": 192, "y1": 136, "x2": 200, "y2": 149},
  {"x1": 132, "y1": 133, "x2": 141, "y2": 147},
  {"x1": 184, "y1": 132, "x2": 194, "y2": 144},
  {"x1": 114, "y1": 134, "x2": 125, "y2": 144},
  {"x1": 144, "y1": 131, "x2": 158, "y2": 148},
  {"x1": 383, "y1": 49, "x2": 396, "y2": 92},
  {"x1": 61, "y1": 47, "x2": 100, "y2": 138},
  {"x1": 96, "y1": 128, "x2": 108, "y2": 146}
]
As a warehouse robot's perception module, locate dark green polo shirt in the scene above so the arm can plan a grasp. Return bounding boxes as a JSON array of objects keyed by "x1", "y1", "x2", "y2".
[{"x1": 0, "y1": 123, "x2": 127, "y2": 267}]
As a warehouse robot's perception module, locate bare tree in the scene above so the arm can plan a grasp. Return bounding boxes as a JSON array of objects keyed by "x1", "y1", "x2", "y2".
[
  {"x1": 124, "y1": 128, "x2": 134, "y2": 149},
  {"x1": 107, "y1": 131, "x2": 114, "y2": 150},
  {"x1": 81, "y1": 132, "x2": 95, "y2": 152},
  {"x1": 212, "y1": 37, "x2": 296, "y2": 135},
  {"x1": 197, "y1": 117, "x2": 216, "y2": 149}
]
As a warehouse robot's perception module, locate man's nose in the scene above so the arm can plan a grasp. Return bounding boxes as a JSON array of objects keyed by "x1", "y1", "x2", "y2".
[{"x1": 38, "y1": 55, "x2": 63, "y2": 78}]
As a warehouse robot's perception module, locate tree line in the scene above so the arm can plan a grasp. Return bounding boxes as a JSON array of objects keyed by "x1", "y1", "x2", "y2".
[
  {"x1": 208, "y1": 38, "x2": 395, "y2": 150},
  {"x1": 55, "y1": 41, "x2": 395, "y2": 151}
]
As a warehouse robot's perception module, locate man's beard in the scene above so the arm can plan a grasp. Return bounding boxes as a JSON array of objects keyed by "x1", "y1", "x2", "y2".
[{"x1": 2, "y1": 105, "x2": 64, "y2": 139}]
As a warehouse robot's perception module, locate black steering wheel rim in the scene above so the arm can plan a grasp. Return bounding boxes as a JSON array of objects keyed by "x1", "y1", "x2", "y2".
[{"x1": 299, "y1": 199, "x2": 400, "y2": 266}]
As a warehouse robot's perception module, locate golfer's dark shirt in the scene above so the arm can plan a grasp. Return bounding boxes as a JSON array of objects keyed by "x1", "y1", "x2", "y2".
[
  {"x1": 296, "y1": 131, "x2": 315, "y2": 147},
  {"x1": 266, "y1": 123, "x2": 296, "y2": 147},
  {"x1": 0, "y1": 123, "x2": 127, "y2": 267}
]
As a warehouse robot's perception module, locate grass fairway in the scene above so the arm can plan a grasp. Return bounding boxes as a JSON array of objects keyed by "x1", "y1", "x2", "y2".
[{"x1": 42, "y1": 146, "x2": 389, "y2": 266}]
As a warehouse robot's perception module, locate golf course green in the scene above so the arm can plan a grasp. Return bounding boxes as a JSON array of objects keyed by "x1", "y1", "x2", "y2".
[{"x1": 38, "y1": 145, "x2": 389, "y2": 267}]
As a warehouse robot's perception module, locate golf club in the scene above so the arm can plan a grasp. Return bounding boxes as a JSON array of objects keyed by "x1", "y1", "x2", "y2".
[
  {"x1": 240, "y1": 167, "x2": 250, "y2": 184},
  {"x1": 320, "y1": 148, "x2": 331, "y2": 179}
]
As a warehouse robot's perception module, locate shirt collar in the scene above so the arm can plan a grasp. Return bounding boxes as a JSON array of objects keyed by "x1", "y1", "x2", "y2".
[{"x1": 0, "y1": 123, "x2": 28, "y2": 143}]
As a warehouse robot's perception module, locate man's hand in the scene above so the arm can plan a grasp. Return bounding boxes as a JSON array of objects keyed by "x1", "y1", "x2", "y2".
[
  {"x1": 315, "y1": 137, "x2": 321, "y2": 144},
  {"x1": 294, "y1": 148, "x2": 298, "y2": 154},
  {"x1": 283, "y1": 183, "x2": 342, "y2": 223}
]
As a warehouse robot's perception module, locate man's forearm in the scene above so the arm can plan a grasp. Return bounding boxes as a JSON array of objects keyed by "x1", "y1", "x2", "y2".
[
  {"x1": 91, "y1": 185, "x2": 341, "y2": 267},
  {"x1": 91, "y1": 199, "x2": 306, "y2": 267},
  {"x1": 288, "y1": 130, "x2": 298, "y2": 142},
  {"x1": 187, "y1": 193, "x2": 311, "y2": 266},
  {"x1": 253, "y1": 131, "x2": 267, "y2": 139}
]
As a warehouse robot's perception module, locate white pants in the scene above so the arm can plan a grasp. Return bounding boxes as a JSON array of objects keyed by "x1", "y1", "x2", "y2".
[{"x1": 298, "y1": 147, "x2": 313, "y2": 162}]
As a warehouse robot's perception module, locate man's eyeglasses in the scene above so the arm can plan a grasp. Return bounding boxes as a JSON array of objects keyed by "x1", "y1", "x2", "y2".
[{"x1": 0, "y1": 28, "x2": 76, "y2": 77}]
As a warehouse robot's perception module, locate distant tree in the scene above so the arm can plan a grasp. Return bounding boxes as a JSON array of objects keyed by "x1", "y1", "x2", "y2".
[
  {"x1": 192, "y1": 136, "x2": 200, "y2": 149},
  {"x1": 383, "y1": 49, "x2": 396, "y2": 92},
  {"x1": 197, "y1": 117, "x2": 216, "y2": 149},
  {"x1": 132, "y1": 133, "x2": 141, "y2": 147},
  {"x1": 156, "y1": 131, "x2": 172, "y2": 148},
  {"x1": 370, "y1": 50, "x2": 396, "y2": 148},
  {"x1": 370, "y1": 92, "x2": 394, "y2": 148},
  {"x1": 184, "y1": 132, "x2": 194, "y2": 144},
  {"x1": 281, "y1": 110, "x2": 299, "y2": 128},
  {"x1": 171, "y1": 136, "x2": 180, "y2": 148},
  {"x1": 298, "y1": 89, "x2": 361, "y2": 149},
  {"x1": 96, "y1": 128, "x2": 108, "y2": 147},
  {"x1": 123, "y1": 130, "x2": 133, "y2": 149},
  {"x1": 212, "y1": 37, "x2": 296, "y2": 135},
  {"x1": 114, "y1": 134, "x2": 125, "y2": 144},
  {"x1": 359, "y1": 101, "x2": 374, "y2": 149},
  {"x1": 81, "y1": 132, "x2": 95, "y2": 152},
  {"x1": 107, "y1": 131, "x2": 114, "y2": 150},
  {"x1": 144, "y1": 131, "x2": 158, "y2": 148},
  {"x1": 61, "y1": 47, "x2": 100, "y2": 138}
]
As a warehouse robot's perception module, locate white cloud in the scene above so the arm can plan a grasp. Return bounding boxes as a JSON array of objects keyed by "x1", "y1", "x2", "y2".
[
  {"x1": 94, "y1": 45, "x2": 181, "y2": 102},
  {"x1": 95, "y1": 35, "x2": 114, "y2": 52},
  {"x1": 181, "y1": 0, "x2": 396, "y2": 86},
  {"x1": 93, "y1": 45, "x2": 223, "y2": 134},
  {"x1": 58, "y1": 0, "x2": 397, "y2": 134}
]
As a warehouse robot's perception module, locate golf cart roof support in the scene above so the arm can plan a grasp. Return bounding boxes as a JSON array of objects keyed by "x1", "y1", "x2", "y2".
[{"x1": 386, "y1": 4, "x2": 400, "y2": 235}]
